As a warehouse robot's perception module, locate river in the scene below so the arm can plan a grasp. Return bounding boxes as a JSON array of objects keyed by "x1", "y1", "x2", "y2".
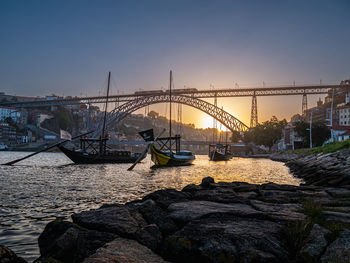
[{"x1": 0, "y1": 151, "x2": 300, "y2": 262}]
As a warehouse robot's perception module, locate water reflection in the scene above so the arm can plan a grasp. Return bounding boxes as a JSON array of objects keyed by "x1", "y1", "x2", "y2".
[{"x1": 0, "y1": 152, "x2": 300, "y2": 262}]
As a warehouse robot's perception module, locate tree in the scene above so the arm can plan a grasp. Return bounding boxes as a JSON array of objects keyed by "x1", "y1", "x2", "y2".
[
  {"x1": 243, "y1": 116, "x2": 287, "y2": 150},
  {"x1": 148, "y1": 110, "x2": 159, "y2": 119},
  {"x1": 294, "y1": 120, "x2": 330, "y2": 147},
  {"x1": 231, "y1": 131, "x2": 241, "y2": 143}
]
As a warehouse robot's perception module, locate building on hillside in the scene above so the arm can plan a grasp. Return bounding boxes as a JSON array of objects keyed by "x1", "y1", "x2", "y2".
[
  {"x1": 30, "y1": 111, "x2": 54, "y2": 126},
  {"x1": 337, "y1": 105, "x2": 350, "y2": 126},
  {"x1": 331, "y1": 125, "x2": 350, "y2": 142},
  {"x1": 280, "y1": 122, "x2": 304, "y2": 151},
  {"x1": 0, "y1": 122, "x2": 16, "y2": 144},
  {"x1": 0, "y1": 106, "x2": 21, "y2": 123}
]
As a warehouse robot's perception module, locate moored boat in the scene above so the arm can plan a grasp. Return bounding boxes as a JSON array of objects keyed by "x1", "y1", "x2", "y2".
[
  {"x1": 58, "y1": 72, "x2": 144, "y2": 164},
  {"x1": 209, "y1": 143, "x2": 232, "y2": 161}
]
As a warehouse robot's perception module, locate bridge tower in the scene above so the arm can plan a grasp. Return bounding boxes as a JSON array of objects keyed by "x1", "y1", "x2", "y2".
[
  {"x1": 302, "y1": 93, "x2": 308, "y2": 115},
  {"x1": 213, "y1": 93, "x2": 217, "y2": 142},
  {"x1": 250, "y1": 91, "x2": 258, "y2": 128}
]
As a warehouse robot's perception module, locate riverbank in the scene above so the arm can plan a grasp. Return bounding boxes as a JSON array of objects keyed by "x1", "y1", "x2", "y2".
[
  {"x1": 4, "y1": 177, "x2": 341, "y2": 262},
  {"x1": 271, "y1": 148, "x2": 350, "y2": 187}
]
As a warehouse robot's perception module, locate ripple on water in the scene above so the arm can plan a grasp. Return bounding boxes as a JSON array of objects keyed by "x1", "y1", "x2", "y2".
[{"x1": 0, "y1": 151, "x2": 300, "y2": 262}]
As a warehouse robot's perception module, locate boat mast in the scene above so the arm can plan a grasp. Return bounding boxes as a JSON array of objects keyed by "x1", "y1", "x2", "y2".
[
  {"x1": 101, "y1": 71, "x2": 111, "y2": 139},
  {"x1": 169, "y1": 70, "x2": 172, "y2": 155}
]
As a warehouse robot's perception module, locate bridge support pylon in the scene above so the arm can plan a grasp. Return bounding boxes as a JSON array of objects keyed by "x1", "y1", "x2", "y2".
[
  {"x1": 302, "y1": 93, "x2": 308, "y2": 115},
  {"x1": 250, "y1": 92, "x2": 258, "y2": 128}
]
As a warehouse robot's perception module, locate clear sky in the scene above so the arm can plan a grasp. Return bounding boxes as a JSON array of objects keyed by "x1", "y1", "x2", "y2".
[{"x1": 1, "y1": 0, "x2": 349, "y2": 128}]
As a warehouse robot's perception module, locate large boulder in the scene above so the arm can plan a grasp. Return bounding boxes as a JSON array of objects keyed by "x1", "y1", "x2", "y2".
[
  {"x1": 36, "y1": 218, "x2": 116, "y2": 263},
  {"x1": 0, "y1": 246, "x2": 27, "y2": 263},
  {"x1": 142, "y1": 189, "x2": 191, "y2": 209},
  {"x1": 72, "y1": 205, "x2": 145, "y2": 238},
  {"x1": 300, "y1": 224, "x2": 330, "y2": 261},
  {"x1": 83, "y1": 237, "x2": 169, "y2": 263},
  {"x1": 162, "y1": 215, "x2": 288, "y2": 263},
  {"x1": 167, "y1": 201, "x2": 263, "y2": 223},
  {"x1": 321, "y1": 229, "x2": 350, "y2": 263}
]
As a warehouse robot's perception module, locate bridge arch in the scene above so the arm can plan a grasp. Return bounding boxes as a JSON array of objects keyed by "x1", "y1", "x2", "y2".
[{"x1": 101, "y1": 94, "x2": 249, "y2": 134}]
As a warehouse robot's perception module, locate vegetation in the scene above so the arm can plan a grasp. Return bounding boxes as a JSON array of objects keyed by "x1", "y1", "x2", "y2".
[
  {"x1": 294, "y1": 120, "x2": 331, "y2": 148},
  {"x1": 289, "y1": 139, "x2": 350, "y2": 155},
  {"x1": 53, "y1": 106, "x2": 72, "y2": 131},
  {"x1": 243, "y1": 116, "x2": 287, "y2": 150},
  {"x1": 230, "y1": 130, "x2": 241, "y2": 143}
]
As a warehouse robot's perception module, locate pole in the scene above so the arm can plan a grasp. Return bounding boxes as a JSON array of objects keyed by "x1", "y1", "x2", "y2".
[
  {"x1": 310, "y1": 111, "x2": 313, "y2": 149},
  {"x1": 169, "y1": 70, "x2": 172, "y2": 155},
  {"x1": 102, "y1": 72, "x2": 111, "y2": 139},
  {"x1": 330, "y1": 88, "x2": 335, "y2": 142}
]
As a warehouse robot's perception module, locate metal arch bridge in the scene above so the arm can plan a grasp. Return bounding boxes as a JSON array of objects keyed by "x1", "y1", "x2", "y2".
[
  {"x1": 99, "y1": 94, "x2": 249, "y2": 133},
  {"x1": 1, "y1": 84, "x2": 349, "y2": 108}
]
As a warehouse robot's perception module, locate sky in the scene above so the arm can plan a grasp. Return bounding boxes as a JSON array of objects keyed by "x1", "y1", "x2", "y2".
[{"x1": 1, "y1": 0, "x2": 350, "y2": 128}]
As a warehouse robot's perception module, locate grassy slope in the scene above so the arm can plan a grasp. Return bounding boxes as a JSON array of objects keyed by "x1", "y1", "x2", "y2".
[{"x1": 289, "y1": 139, "x2": 350, "y2": 155}]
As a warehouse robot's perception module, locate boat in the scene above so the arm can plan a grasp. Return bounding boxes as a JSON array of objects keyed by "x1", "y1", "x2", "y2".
[
  {"x1": 58, "y1": 72, "x2": 145, "y2": 164},
  {"x1": 209, "y1": 143, "x2": 232, "y2": 161},
  {"x1": 141, "y1": 71, "x2": 195, "y2": 167},
  {"x1": 0, "y1": 143, "x2": 8, "y2": 151}
]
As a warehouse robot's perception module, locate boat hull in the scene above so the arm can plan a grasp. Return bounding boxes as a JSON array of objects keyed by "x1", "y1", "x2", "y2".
[
  {"x1": 150, "y1": 144, "x2": 195, "y2": 167},
  {"x1": 58, "y1": 145, "x2": 145, "y2": 164},
  {"x1": 209, "y1": 150, "x2": 232, "y2": 161}
]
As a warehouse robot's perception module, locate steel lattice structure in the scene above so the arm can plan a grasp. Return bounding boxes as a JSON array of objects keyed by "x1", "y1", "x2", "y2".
[
  {"x1": 97, "y1": 94, "x2": 249, "y2": 134},
  {"x1": 2, "y1": 84, "x2": 349, "y2": 108}
]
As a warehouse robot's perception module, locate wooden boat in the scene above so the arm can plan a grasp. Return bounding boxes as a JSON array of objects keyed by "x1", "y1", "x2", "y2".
[
  {"x1": 149, "y1": 135, "x2": 195, "y2": 166},
  {"x1": 141, "y1": 71, "x2": 195, "y2": 167},
  {"x1": 209, "y1": 143, "x2": 232, "y2": 161},
  {"x1": 58, "y1": 72, "x2": 144, "y2": 164}
]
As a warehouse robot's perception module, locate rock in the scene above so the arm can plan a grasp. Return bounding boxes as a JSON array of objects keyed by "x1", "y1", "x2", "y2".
[
  {"x1": 231, "y1": 182, "x2": 258, "y2": 192},
  {"x1": 300, "y1": 224, "x2": 330, "y2": 261},
  {"x1": 130, "y1": 199, "x2": 178, "y2": 235},
  {"x1": 321, "y1": 229, "x2": 350, "y2": 263},
  {"x1": 259, "y1": 190, "x2": 302, "y2": 203},
  {"x1": 0, "y1": 245, "x2": 27, "y2": 263},
  {"x1": 135, "y1": 224, "x2": 163, "y2": 251},
  {"x1": 326, "y1": 188, "x2": 350, "y2": 198},
  {"x1": 323, "y1": 211, "x2": 350, "y2": 224},
  {"x1": 167, "y1": 200, "x2": 263, "y2": 223},
  {"x1": 72, "y1": 205, "x2": 141, "y2": 237},
  {"x1": 37, "y1": 218, "x2": 116, "y2": 262},
  {"x1": 200, "y1": 177, "x2": 215, "y2": 188},
  {"x1": 191, "y1": 188, "x2": 243, "y2": 204},
  {"x1": 250, "y1": 200, "x2": 305, "y2": 222},
  {"x1": 142, "y1": 189, "x2": 191, "y2": 209},
  {"x1": 261, "y1": 182, "x2": 298, "y2": 192},
  {"x1": 83, "y1": 237, "x2": 169, "y2": 263},
  {"x1": 162, "y1": 215, "x2": 288, "y2": 263}
]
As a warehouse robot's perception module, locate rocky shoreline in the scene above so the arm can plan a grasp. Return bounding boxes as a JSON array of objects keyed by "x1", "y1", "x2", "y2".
[
  {"x1": 3, "y1": 176, "x2": 350, "y2": 263},
  {"x1": 271, "y1": 149, "x2": 350, "y2": 187}
]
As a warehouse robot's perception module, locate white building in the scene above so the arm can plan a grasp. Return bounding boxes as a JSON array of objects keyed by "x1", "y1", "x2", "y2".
[
  {"x1": 338, "y1": 105, "x2": 350, "y2": 126},
  {"x1": 0, "y1": 106, "x2": 20, "y2": 122}
]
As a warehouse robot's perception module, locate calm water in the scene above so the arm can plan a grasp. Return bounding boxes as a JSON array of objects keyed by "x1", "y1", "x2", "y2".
[{"x1": 0, "y1": 151, "x2": 301, "y2": 262}]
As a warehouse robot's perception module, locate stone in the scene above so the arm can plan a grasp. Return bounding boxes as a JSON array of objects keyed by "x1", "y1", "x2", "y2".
[
  {"x1": 142, "y1": 189, "x2": 191, "y2": 209},
  {"x1": 326, "y1": 188, "x2": 350, "y2": 198},
  {"x1": 135, "y1": 224, "x2": 163, "y2": 251},
  {"x1": 0, "y1": 245, "x2": 27, "y2": 263},
  {"x1": 191, "y1": 188, "x2": 243, "y2": 204},
  {"x1": 83, "y1": 237, "x2": 169, "y2": 263},
  {"x1": 321, "y1": 229, "x2": 350, "y2": 263},
  {"x1": 37, "y1": 218, "x2": 116, "y2": 262},
  {"x1": 250, "y1": 200, "x2": 306, "y2": 222},
  {"x1": 162, "y1": 216, "x2": 288, "y2": 263},
  {"x1": 130, "y1": 199, "x2": 178, "y2": 235},
  {"x1": 72, "y1": 205, "x2": 141, "y2": 237},
  {"x1": 300, "y1": 224, "x2": 330, "y2": 261},
  {"x1": 167, "y1": 200, "x2": 263, "y2": 223},
  {"x1": 200, "y1": 176, "x2": 215, "y2": 188},
  {"x1": 323, "y1": 211, "x2": 350, "y2": 224}
]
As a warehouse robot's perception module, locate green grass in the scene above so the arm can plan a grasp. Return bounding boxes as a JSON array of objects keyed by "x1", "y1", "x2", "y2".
[{"x1": 286, "y1": 139, "x2": 350, "y2": 156}]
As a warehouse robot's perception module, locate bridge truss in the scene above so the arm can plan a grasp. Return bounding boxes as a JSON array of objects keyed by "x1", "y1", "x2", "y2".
[{"x1": 97, "y1": 94, "x2": 249, "y2": 134}]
